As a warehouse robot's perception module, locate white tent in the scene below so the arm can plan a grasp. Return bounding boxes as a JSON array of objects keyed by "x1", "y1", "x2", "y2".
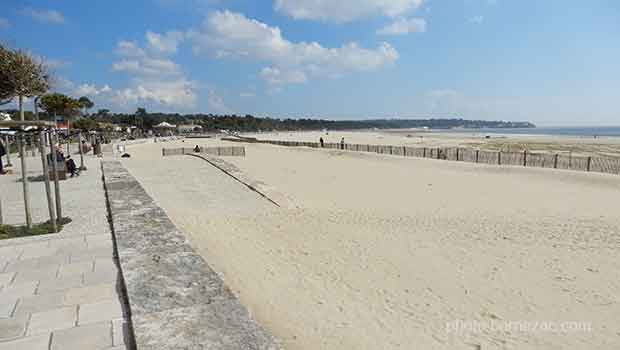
[{"x1": 154, "y1": 122, "x2": 177, "y2": 128}]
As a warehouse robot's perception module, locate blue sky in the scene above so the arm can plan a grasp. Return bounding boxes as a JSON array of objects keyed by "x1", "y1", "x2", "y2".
[{"x1": 1, "y1": 0, "x2": 619, "y2": 126}]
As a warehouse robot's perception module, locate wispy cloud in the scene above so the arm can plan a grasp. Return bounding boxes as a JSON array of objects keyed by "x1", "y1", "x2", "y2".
[
  {"x1": 468, "y1": 15, "x2": 484, "y2": 24},
  {"x1": 22, "y1": 7, "x2": 65, "y2": 24},
  {"x1": 377, "y1": 17, "x2": 426, "y2": 35}
]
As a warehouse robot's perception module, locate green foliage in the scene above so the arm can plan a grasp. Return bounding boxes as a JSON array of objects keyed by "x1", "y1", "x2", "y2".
[
  {"x1": 78, "y1": 96, "x2": 94, "y2": 113},
  {"x1": 90, "y1": 112, "x2": 536, "y2": 132},
  {"x1": 39, "y1": 93, "x2": 81, "y2": 118},
  {"x1": 72, "y1": 117, "x2": 99, "y2": 131},
  {"x1": 0, "y1": 44, "x2": 50, "y2": 103},
  {"x1": 0, "y1": 217, "x2": 72, "y2": 240}
]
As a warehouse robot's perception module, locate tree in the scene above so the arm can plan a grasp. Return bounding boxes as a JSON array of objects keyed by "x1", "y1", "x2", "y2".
[
  {"x1": 78, "y1": 96, "x2": 94, "y2": 115},
  {"x1": 0, "y1": 44, "x2": 50, "y2": 229},
  {"x1": 0, "y1": 44, "x2": 50, "y2": 120},
  {"x1": 39, "y1": 93, "x2": 82, "y2": 121},
  {"x1": 72, "y1": 117, "x2": 98, "y2": 131}
]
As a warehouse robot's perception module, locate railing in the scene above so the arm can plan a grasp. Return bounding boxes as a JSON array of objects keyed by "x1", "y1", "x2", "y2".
[
  {"x1": 162, "y1": 146, "x2": 246, "y2": 157},
  {"x1": 221, "y1": 138, "x2": 620, "y2": 176}
]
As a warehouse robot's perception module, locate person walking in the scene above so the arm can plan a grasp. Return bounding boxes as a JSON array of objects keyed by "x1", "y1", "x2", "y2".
[
  {"x1": 0, "y1": 138, "x2": 5, "y2": 174},
  {"x1": 319, "y1": 137, "x2": 324, "y2": 148},
  {"x1": 340, "y1": 137, "x2": 345, "y2": 150}
]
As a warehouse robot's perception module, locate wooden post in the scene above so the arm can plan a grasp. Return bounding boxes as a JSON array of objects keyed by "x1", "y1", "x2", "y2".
[
  {"x1": 49, "y1": 132, "x2": 62, "y2": 220},
  {"x1": 423, "y1": 147, "x2": 427, "y2": 158},
  {"x1": 162, "y1": 148, "x2": 165, "y2": 157},
  {"x1": 39, "y1": 132, "x2": 57, "y2": 232},
  {"x1": 475, "y1": 150, "x2": 480, "y2": 163},
  {"x1": 498, "y1": 151, "x2": 502, "y2": 165},
  {"x1": 18, "y1": 134, "x2": 32, "y2": 228},
  {"x1": 78, "y1": 131, "x2": 86, "y2": 170},
  {"x1": 403, "y1": 146, "x2": 406, "y2": 156},
  {"x1": 456, "y1": 148, "x2": 460, "y2": 161},
  {"x1": 523, "y1": 150, "x2": 528, "y2": 166},
  {"x1": 587, "y1": 156, "x2": 592, "y2": 171},
  {"x1": 437, "y1": 148, "x2": 441, "y2": 160},
  {"x1": 554, "y1": 154, "x2": 559, "y2": 169}
]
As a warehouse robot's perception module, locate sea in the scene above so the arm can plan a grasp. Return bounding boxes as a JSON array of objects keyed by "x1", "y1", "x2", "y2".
[{"x1": 438, "y1": 127, "x2": 620, "y2": 138}]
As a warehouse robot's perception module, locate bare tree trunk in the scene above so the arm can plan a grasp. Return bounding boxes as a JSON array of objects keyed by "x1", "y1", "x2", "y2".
[
  {"x1": 78, "y1": 131, "x2": 86, "y2": 170},
  {"x1": 18, "y1": 134, "x2": 32, "y2": 228},
  {"x1": 0, "y1": 192, "x2": 3, "y2": 225},
  {"x1": 49, "y1": 131, "x2": 62, "y2": 220},
  {"x1": 39, "y1": 131, "x2": 57, "y2": 232}
]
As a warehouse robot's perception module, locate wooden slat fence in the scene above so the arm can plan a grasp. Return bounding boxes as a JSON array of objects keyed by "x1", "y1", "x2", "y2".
[{"x1": 162, "y1": 146, "x2": 246, "y2": 157}]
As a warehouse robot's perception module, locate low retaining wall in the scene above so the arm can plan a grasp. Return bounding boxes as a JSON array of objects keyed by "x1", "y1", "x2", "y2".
[
  {"x1": 101, "y1": 161, "x2": 280, "y2": 350},
  {"x1": 162, "y1": 146, "x2": 246, "y2": 157},
  {"x1": 223, "y1": 138, "x2": 620, "y2": 176}
]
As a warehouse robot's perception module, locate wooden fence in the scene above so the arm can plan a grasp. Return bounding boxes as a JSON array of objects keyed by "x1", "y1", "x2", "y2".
[
  {"x1": 162, "y1": 146, "x2": 246, "y2": 157},
  {"x1": 221, "y1": 137, "x2": 620, "y2": 176}
]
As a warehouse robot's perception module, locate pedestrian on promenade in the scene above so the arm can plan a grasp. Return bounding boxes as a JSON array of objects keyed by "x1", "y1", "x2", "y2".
[
  {"x1": 340, "y1": 137, "x2": 345, "y2": 150},
  {"x1": 319, "y1": 137, "x2": 324, "y2": 148},
  {"x1": 0, "y1": 138, "x2": 5, "y2": 174}
]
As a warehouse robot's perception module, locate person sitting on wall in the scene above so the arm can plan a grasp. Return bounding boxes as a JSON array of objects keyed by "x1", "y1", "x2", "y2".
[
  {"x1": 194, "y1": 145, "x2": 201, "y2": 153},
  {"x1": 66, "y1": 155, "x2": 78, "y2": 177}
]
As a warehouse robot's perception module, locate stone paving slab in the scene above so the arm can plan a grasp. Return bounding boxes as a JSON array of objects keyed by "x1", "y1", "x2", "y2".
[
  {"x1": 0, "y1": 157, "x2": 131, "y2": 350},
  {"x1": 102, "y1": 161, "x2": 280, "y2": 349}
]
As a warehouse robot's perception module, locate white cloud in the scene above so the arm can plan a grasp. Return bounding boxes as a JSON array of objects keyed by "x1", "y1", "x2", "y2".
[
  {"x1": 377, "y1": 17, "x2": 426, "y2": 35},
  {"x1": 111, "y1": 78, "x2": 198, "y2": 108},
  {"x1": 116, "y1": 41, "x2": 146, "y2": 57},
  {"x1": 112, "y1": 57, "x2": 180, "y2": 76},
  {"x1": 468, "y1": 15, "x2": 484, "y2": 24},
  {"x1": 189, "y1": 10, "x2": 399, "y2": 87},
  {"x1": 109, "y1": 35, "x2": 198, "y2": 109},
  {"x1": 207, "y1": 88, "x2": 232, "y2": 113},
  {"x1": 75, "y1": 84, "x2": 112, "y2": 97},
  {"x1": 274, "y1": 0, "x2": 424, "y2": 22},
  {"x1": 240, "y1": 92, "x2": 256, "y2": 98},
  {"x1": 0, "y1": 18, "x2": 9, "y2": 29},
  {"x1": 260, "y1": 67, "x2": 307, "y2": 85},
  {"x1": 22, "y1": 8, "x2": 65, "y2": 24},
  {"x1": 146, "y1": 31, "x2": 185, "y2": 54}
]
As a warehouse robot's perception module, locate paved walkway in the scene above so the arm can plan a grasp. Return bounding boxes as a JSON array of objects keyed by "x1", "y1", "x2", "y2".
[{"x1": 0, "y1": 154, "x2": 131, "y2": 350}]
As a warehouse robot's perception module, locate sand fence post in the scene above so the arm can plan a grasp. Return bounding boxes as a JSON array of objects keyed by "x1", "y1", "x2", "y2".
[
  {"x1": 39, "y1": 131, "x2": 57, "y2": 232},
  {"x1": 475, "y1": 150, "x2": 480, "y2": 163},
  {"x1": 587, "y1": 156, "x2": 592, "y2": 171},
  {"x1": 554, "y1": 154, "x2": 559, "y2": 169},
  {"x1": 523, "y1": 150, "x2": 528, "y2": 167},
  {"x1": 498, "y1": 151, "x2": 502, "y2": 165}
]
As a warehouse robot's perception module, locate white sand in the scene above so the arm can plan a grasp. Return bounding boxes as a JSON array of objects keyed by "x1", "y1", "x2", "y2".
[{"x1": 120, "y1": 135, "x2": 620, "y2": 350}]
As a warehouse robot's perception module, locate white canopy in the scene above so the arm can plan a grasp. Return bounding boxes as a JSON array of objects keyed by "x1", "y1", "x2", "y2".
[{"x1": 154, "y1": 122, "x2": 177, "y2": 128}]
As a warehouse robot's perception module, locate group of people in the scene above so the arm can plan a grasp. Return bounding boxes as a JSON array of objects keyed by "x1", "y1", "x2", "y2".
[
  {"x1": 47, "y1": 144, "x2": 79, "y2": 178},
  {"x1": 318, "y1": 137, "x2": 346, "y2": 150}
]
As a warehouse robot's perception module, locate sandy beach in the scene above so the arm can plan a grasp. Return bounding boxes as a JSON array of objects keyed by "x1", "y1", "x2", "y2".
[{"x1": 118, "y1": 132, "x2": 620, "y2": 350}]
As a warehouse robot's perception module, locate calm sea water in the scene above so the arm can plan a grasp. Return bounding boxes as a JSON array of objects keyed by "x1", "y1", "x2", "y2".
[{"x1": 439, "y1": 127, "x2": 620, "y2": 138}]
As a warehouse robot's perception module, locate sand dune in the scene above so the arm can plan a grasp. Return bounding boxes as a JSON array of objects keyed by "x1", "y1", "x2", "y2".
[{"x1": 120, "y1": 135, "x2": 620, "y2": 350}]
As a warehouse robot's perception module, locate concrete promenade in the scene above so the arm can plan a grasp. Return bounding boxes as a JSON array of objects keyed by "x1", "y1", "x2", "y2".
[{"x1": 0, "y1": 155, "x2": 130, "y2": 350}]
